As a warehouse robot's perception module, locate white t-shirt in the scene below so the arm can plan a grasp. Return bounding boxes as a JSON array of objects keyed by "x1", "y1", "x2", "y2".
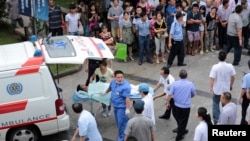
[
  {"x1": 142, "y1": 94, "x2": 155, "y2": 125},
  {"x1": 209, "y1": 62, "x2": 236, "y2": 95},
  {"x1": 94, "y1": 67, "x2": 113, "y2": 83},
  {"x1": 65, "y1": 13, "x2": 80, "y2": 32},
  {"x1": 193, "y1": 121, "x2": 208, "y2": 141},
  {"x1": 78, "y1": 110, "x2": 102, "y2": 141},
  {"x1": 159, "y1": 74, "x2": 175, "y2": 95}
]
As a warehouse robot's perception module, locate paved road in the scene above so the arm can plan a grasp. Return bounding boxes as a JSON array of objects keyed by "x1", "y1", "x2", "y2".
[{"x1": 40, "y1": 49, "x2": 249, "y2": 141}]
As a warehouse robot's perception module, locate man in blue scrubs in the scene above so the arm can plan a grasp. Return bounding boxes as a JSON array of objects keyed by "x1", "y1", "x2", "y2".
[{"x1": 104, "y1": 70, "x2": 131, "y2": 141}]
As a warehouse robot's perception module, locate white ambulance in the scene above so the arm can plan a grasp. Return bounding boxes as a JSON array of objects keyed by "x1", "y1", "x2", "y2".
[{"x1": 0, "y1": 35, "x2": 114, "y2": 141}]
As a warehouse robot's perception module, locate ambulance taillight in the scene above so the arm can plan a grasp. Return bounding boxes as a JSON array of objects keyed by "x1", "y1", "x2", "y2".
[{"x1": 55, "y1": 99, "x2": 65, "y2": 115}]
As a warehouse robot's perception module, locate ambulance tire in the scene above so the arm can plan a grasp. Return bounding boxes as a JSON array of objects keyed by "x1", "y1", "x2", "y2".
[{"x1": 7, "y1": 126, "x2": 40, "y2": 141}]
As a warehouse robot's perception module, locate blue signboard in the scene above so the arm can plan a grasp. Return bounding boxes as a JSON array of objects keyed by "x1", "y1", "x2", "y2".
[
  {"x1": 19, "y1": 0, "x2": 32, "y2": 17},
  {"x1": 34, "y1": 0, "x2": 49, "y2": 21}
]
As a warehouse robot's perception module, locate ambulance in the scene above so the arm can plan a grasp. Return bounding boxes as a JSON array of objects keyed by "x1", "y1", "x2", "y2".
[{"x1": 0, "y1": 35, "x2": 114, "y2": 141}]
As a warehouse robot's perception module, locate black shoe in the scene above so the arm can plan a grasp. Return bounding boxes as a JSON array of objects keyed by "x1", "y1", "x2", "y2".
[
  {"x1": 183, "y1": 129, "x2": 189, "y2": 135},
  {"x1": 138, "y1": 61, "x2": 142, "y2": 65},
  {"x1": 167, "y1": 64, "x2": 172, "y2": 68},
  {"x1": 177, "y1": 64, "x2": 187, "y2": 66},
  {"x1": 147, "y1": 59, "x2": 153, "y2": 64},
  {"x1": 175, "y1": 135, "x2": 184, "y2": 141},
  {"x1": 159, "y1": 115, "x2": 170, "y2": 119},
  {"x1": 172, "y1": 128, "x2": 178, "y2": 133}
]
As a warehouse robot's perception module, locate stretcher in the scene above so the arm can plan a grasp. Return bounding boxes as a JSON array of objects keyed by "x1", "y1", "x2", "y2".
[{"x1": 72, "y1": 82, "x2": 154, "y2": 115}]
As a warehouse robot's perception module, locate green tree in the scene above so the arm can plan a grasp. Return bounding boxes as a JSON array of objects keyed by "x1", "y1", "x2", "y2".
[{"x1": 0, "y1": 0, "x2": 8, "y2": 20}]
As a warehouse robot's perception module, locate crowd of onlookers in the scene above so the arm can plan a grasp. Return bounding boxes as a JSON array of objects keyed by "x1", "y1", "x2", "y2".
[{"x1": 45, "y1": 0, "x2": 250, "y2": 67}]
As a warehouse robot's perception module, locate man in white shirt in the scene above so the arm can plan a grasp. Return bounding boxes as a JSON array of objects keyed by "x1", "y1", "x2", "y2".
[
  {"x1": 71, "y1": 103, "x2": 102, "y2": 141},
  {"x1": 139, "y1": 83, "x2": 156, "y2": 125},
  {"x1": 217, "y1": 92, "x2": 237, "y2": 124},
  {"x1": 153, "y1": 67, "x2": 175, "y2": 119},
  {"x1": 209, "y1": 51, "x2": 236, "y2": 124}
]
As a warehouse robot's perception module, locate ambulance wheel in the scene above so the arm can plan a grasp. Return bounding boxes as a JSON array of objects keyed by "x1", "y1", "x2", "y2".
[{"x1": 7, "y1": 126, "x2": 39, "y2": 141}]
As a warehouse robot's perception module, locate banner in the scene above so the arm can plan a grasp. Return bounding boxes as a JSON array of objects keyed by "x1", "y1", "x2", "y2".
[
  {"x1": 19, "y1": 0, "x2": 32, "y2": 17},
  {"x1": 34, "y1": 0, "x2": 48, "y2": 21}
]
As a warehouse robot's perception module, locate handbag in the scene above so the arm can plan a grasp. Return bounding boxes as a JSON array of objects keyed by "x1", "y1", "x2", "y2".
[
  {"x1": 78, "y1": 24, "x2": 84, "y2": 35},
  {"x1": 157, "y1": 21, "x2": 168, "y2": 39}
]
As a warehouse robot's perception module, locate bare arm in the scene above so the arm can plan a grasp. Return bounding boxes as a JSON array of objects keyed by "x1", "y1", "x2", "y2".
[
  {"x1": 119, "y1": 27, "x2": 123, "y2": 40},
  {"x1": 210, "y1": 77, "x2": 215, "y2": 94},
  {"x1": 230, "y1": 75, "x2": 235, "y2": 91},
  {"x1": 71, "y1": 128, "x2": 79, "y2": 141},
  {"x1": 125, "y1": 97, "x2": 131, "y2": 109},
  {"x1": 79, "y1": 136, "x2": 85, "y2": 141},
  {"x1": 237, "y1": 28, "x2": 243, "y2": 46},
  {"x1": 154, "y1": 83, "x2": 161, "y2": 92},
  {"x1": 151, "y1": 131, "x2": 155, "y2": 141},
  {"x1": 153, "y1": 92, "x2": 166, "y2": 100},
  {"x1": 89, "y1": 73, "x2": 96, "y2": 83}
]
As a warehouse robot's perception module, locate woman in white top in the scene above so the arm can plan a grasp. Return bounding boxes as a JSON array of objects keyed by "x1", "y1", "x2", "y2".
[
  {"x1": 193, "y1": 107, "x2": 213, "y2": 141},
  {"x1": 89, "y1": 60, "x2": 114, "y2": 118}
]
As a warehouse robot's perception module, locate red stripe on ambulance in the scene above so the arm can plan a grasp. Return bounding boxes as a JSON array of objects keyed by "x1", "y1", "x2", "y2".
[
  {"x1": 0, "y1": 100, "x2": 28, "y2": 114},
  {"x1": 88, "y1": 37, "x2": 103, "y2": 57}
]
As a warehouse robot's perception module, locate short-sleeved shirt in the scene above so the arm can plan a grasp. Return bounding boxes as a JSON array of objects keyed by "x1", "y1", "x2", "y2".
[
  {"x1": 227, "y1": 13, "x2": 242, "y2": 36},
  {"x1": 159, "y1": 74, "x2": 175, "y2": 95},
  {"x1": 242, "y1": 73, "x2": 250, "y2": 89},
  {"x1": 65, "y1": 13, "x2": 80, "y2": 32},
  {"x1": 170, "y1": 21, "x2": 183, "y2": 41},
  {"x1": 217, "y1": 5, "x2": 232, "y2": 21},
  {"x1": 193, "y1": 121, "x2": 208, "y2": 141},
  {"x1": 169, "y1": 79, "x2": 196, "y2": 108},
  {"x1": 206, "y1": 12, "x2": 216, "y2": 31},
  {"x1": 119, "y1": 19, "x2": 133, "y2": 28},
  {"x1": 187, "y1": 12, "x2": 202, "y2": 32},
  {"x1": 78, "y1": 110, "x2": 102, "y2": 141},
  {"x1": 217, "y1": 102, "x2": 237, "y2": 125},
  {"x1": 108, "y1": 6, "x2": 123, "y2": 28},
  {"x1": 142, "y1": 94, "x2": 155, "y2": 125},
  {"x1": 209, "y1": 62, "x2": 236, "y2": 95},
  {"x1": 136, "y1": 19, "x2": 151, "y2": 36},
  {"x1": 241, "y1": 9, "x2": 250, "y2": 27},
  {"x1": 109, "y1": 79, "x2": 131, "y2": 108},
  {"x1": 49, "y1": 5, "x2": 63, "y2": 29},
  {"x1": 94, "y1": 68, "x2": 113, "y2": 82},
  {"x1": 125, "y1": 115, "x2": 156, "y2": 141},
  {"x1": 154, "y1": 20, "x2": 167, "y2": 38}
]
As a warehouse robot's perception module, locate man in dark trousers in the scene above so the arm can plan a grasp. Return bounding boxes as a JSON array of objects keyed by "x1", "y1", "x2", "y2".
[
  {"x1": 239, "y1": 59, "x2": 250, "y2": 125},
  {"x1": 84, "y1": 58, "x2": 102, "y2": 86},
  {"x1": 167, "y1": 12, "x2": 186, "y2": 68},
  {"x1": 167, "y1": 69, "x2": 196, "y2": 141},
  {"x1": 153, "y1": 67, "x2": 175, "y2": 119}
]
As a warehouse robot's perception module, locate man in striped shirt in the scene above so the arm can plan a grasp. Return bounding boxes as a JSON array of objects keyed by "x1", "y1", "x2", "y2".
[{"x1": 48, "y1": 0, "x2": 64, "y2": 36}]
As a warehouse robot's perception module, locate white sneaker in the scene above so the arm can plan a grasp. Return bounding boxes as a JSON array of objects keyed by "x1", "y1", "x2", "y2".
[
  {"x1": 107, "y1": 110, "x2": 112, "y2": 116},
  {"x1": 102, "y1": 110, "x2": 107, "y2": 118}
]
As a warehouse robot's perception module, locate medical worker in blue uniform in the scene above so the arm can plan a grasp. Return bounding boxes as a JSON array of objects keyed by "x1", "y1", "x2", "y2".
[{"x1": 103, "y1": 70, "x2": 131, "y2": 141}]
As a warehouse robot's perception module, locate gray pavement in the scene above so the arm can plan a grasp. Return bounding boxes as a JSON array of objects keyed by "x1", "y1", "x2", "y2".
[{"x1": 41, "y1": 49, "x2": 249, "y2": 141}]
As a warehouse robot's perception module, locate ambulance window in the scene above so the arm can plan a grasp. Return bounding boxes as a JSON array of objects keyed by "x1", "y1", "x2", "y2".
[{"x1": 44, "y1": 36, "x2": 76, "y2": 58}]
